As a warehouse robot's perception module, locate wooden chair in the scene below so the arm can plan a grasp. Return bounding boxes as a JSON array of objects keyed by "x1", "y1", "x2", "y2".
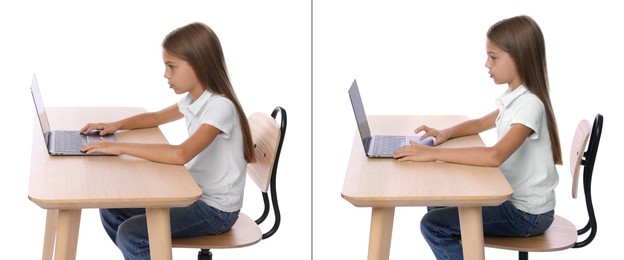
[
  {"x1": 484, "y1": 113, "x2": 603, "y2": 259},
  {"x1": 172, "y1": 106, "x2": 287, "y2": 260}
]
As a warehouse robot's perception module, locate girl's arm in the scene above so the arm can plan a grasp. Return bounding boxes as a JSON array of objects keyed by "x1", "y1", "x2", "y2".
[
  {"x1": 80, "y1": 103, "x2": 219, "y2": 165},
  {"x1": 394, "y1": 122, "x2": 533, "y2": 167},
  {"x1": 417, "y1": 110, "x2": 499, "y2": 145},
  {"x1": 81, "y1": 104, "x2": 182, "y2": 135},
  {"x1": 443, "y1": 110, "x2": 498, "y2": 139},
  {"x1": 81, "y1": 123, "x2": 220, "y2": 165}
]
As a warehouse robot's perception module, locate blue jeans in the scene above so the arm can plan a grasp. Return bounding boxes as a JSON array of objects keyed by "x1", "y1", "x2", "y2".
[
  {"x1": 420, "y1": 201, "x2": 554, "y2": 260},
  {"x1": 100, "y1": 200, "x2": 239, "y2": 260}
]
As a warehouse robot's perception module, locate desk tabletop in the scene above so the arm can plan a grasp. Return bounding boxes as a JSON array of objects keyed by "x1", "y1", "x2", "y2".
[
  {"x1": 342, "y1": 115, "x2": 513, "y2": 207},
  {"x1": 28, "y1": 107, "x2": 202, "y2": 209}
]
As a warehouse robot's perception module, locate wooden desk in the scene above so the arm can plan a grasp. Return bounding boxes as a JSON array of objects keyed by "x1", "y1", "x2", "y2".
[
  {"x1": 342, "y1": 115, "x2": 513, "y2": 260},
  {"x1": 28, "y1": 107, "x2": 202, "y2": 260}
]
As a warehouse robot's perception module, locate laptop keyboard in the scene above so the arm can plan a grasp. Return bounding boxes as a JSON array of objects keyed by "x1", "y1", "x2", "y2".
[
  {"x1": 54, "y1": 131, "x2": 86, "y2": 153},
  {"x1": 372, "y1": 136, "x2": 403, "y2": 155}
]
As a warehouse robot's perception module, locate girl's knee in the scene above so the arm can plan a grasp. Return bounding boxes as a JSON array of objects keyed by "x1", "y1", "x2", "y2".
[
  {"x1": 117, "y1": 220, "x2": 148, "y2": 242},
  {"x1": 420, "y1": 213, "x2": 436, "y2": 234}
]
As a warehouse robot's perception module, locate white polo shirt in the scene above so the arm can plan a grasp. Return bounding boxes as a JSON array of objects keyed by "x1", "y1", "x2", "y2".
[
  {"x1": 178, "y1": 90, "x2": 247, "y2": 212},
  {"x1": 495, "y1": 85, "x2": 558, "y2": 214}
]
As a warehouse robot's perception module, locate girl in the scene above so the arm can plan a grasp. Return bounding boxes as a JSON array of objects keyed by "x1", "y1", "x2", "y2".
[
  {"x1": 80, "y1": 22, "x2": 254, "y2": 260},
  {"x1": 392, "y1": 15, "x2": 562, "y2": 259}
]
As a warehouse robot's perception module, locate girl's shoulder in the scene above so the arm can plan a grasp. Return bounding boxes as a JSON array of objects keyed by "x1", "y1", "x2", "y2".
[
  {"x1": 514, "y1": 92, "x2": 545, "y2": 118},
  {"x1": 207, "y1": 94, "x2": 234, "y2": 104},
  {"x1": 206, "y1": 94, "x2": 236, "y2": 111},
  {"x1": 517, "y1": 91, "x2": 544, "y2": 107}
]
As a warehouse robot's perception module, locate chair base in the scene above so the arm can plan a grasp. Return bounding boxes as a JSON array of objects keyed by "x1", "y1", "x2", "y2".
[
  {"x1": 519, "y1": 251, "x2": 528, "y2": 260},
  {"x1": 198, "y1": 249, "x2": 212, "y2": 260}
]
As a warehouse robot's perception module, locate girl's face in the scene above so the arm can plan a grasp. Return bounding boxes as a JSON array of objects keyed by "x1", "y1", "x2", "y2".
[
  {"x1": 163, "y1": 50, "x2": 204, "y2": 100},
  {"x1": 485, "y1": 39, "x2": 522, "y2": 90}
]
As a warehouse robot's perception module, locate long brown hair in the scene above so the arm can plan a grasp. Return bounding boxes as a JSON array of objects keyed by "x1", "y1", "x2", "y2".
[
  {"x1": 162, "y1": 22, "x2": 254, "y2": 163},
  {"x1": 487, "y1": 15, "x2": 562, "y2": 165}
]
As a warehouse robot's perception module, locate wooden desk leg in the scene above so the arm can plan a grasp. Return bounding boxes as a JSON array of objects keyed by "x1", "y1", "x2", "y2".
[
  {"x1": 42, "y1": 209, "x2": 58, "y2": 260},
  {"x1": 146, "y1": 208, "x2": 172, "y2": 260},
  {"x1": 54, "y1": 209, "x2": 81, "y2": 260},
  {"x1": 368, "y1": 207, "x2": 395, "y2": 260},
  {"x1": 458, "y1": 206, "x2": 485, "y2": 260}
]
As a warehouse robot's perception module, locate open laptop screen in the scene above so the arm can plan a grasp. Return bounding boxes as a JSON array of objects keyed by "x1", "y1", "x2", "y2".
[
  {"x1": 31, "y1": 74, "x2": 52, "y2": 146},
  {"x1": 348, "y1": 79, "x2": 373, "y2": 151}
]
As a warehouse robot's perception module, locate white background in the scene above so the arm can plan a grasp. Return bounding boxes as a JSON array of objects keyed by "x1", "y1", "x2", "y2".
[
  {"x1": 2, "y1": 0, "x2": 622, "y2": 259},
  {"x1": 0, "y1": 0, "x2": 310, "y2": 259},
  {"x1": 314, "y1": 1, "x2": 621, "y2": 259}
]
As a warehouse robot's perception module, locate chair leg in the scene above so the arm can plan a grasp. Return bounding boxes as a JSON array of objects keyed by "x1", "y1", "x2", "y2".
[
  {"x1": 198, "y1": 249, "x2": 213, "y2": 260},
  {"x1": 519, "y1": 251, "x2": 528, "y2": 260}
]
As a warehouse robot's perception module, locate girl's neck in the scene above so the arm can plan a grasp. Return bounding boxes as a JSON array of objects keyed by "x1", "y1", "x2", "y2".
[
  {"x1": 507, "y1": 81, "x2": 524, "y2": 92},
  {"x1": 189, "y1": 86, "x2": 208, "y2": 102}
]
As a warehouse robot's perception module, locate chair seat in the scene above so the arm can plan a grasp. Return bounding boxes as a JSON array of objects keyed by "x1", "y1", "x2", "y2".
[
  {"x1": 172, "y1": 213, "x2": 262, "y2": 249},
  {"x1": 484, "y1": 215, "x2": 577, "y2": 252}
]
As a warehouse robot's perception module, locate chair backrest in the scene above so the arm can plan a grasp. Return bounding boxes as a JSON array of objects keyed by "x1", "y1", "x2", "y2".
[
  {"x1": 569, "y1": 113, "x2": 603, "y2": 248},
  {"x1": 570, "y1": 119, "x2": 591, "y2": 198},
  {"x1": 246, "y1": 106, "x2": 286, "y2": 239}
]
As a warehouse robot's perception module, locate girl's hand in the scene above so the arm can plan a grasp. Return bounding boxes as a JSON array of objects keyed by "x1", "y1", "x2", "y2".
[
  {"x1": 80, "y1": 138, "x2": 123, "y2": 155},
  {"x1": 393, "y1": 140, "x2": 434, "y2": 162},
  {"x1": 415, "y1": 125, "x2": 449, "y2": 145},
  {"x1": 80, "y1": 122, "x2": 119, "y2": 136}
]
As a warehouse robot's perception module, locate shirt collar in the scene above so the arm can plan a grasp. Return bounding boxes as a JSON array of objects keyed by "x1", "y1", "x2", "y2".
[
  {"x1": 182, "y1": 90, "x2": 214, "y2": 115},
  {"x1": 496, "y1": 85, "x2": 528, "y2": 108}
]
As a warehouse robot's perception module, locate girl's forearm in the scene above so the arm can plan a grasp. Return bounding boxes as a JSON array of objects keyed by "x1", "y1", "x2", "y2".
[
  {"x1": 445, "y1": 110, "x2": 498, "y2": 139},
  {"x1": 118, "y1": 142, "x2": 188, "y2": 165},
  {"x1": 116, "y1": 112, "x2": 161, "y2": 130},
  {"x1": 432, "y1": 146, "x2": 501, "y2": 167}
]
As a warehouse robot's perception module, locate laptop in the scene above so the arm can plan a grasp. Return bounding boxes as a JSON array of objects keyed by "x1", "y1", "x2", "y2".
[
  {"x1": 348, "y1": 79, "x2": 434, "y2": 158},
  {"x1": 30, "y1": 74, "x2": 116, "y2": 155}
]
